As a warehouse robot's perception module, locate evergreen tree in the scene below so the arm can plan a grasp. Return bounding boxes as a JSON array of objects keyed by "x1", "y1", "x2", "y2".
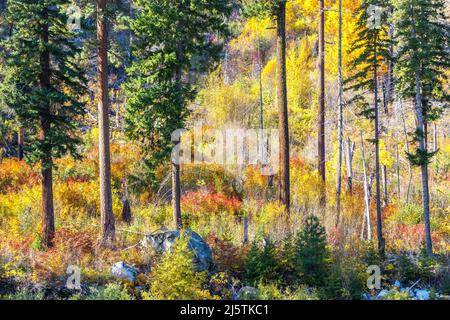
[
  {"x1": 123, "y1": 0, "x2": 231, "y2": 229},
  {"x1": 295, "y1": 215, "x2": 328, "y2": 287},
  {"x1": 345, "y1": 0, "x2": 392, "y2": 257},
  {"x1": 0, "y1": 0, "x2": 86, "y2": 248},
  {"x1": 244, "y1": 238, "x2": 280, "y2": 285},
  {"x1": 393, "y1": 0, "x2": 450, "y2": 256}
]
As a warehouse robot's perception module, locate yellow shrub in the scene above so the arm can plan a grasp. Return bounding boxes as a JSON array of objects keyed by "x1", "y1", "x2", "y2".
[
  {"x1": 145, "y1": 235, "x2": 214, "y2": 300},
  {"x1": 0, "y1": 159, "x2": 39, "y2": 193}
]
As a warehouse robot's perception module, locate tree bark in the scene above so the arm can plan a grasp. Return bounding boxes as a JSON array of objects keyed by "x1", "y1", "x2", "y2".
[
  {"x1": 410, "y1": 6, "x2": 433, "y2": 256},
  {"x1": 318, "y1": 0, "x2": 326, "y2": 207},
  {"x1": 172, "y1": 44, "x2": 184, "y2": 230},
  {"x1": 400, "y1": 99, "x2": 413, "y2": 202},
  {"x1": 335, "y1": 0, "x2": 343, "y2": 227},
  {"x1": 276, "y1": 2, "x2": 290, "y2": 213},
  {"x1": 345, "y1": 137, "x2": 355, "y2": 193},
  {"x1": 17, "y1": 127, "x2": 24, "y2": 160},
  {"x1": 243, "y1": 216, "x2": 248, "y2": 245},
  {"x1": 172, "y1": 147, "x2": 182, "y2": 230},
  {"x1": 382, "y1": 164, "x2": 388, "y2": 206},
  {"x1": 361, "y1": 131, "x2": 371, "y2": 241},
  {"x1": 374, "y1": 36, "x2": 385, "y2": 257},
  {"x1": 39, "y1": 7, "x2": 54, "y2": 249},
  {"x1": 433, "y1": 123, "x2": 437, "y2": 153},
  {"x1": 97, "y1": 0, "x2": 115, "y2": 246},
  {"x1": 396, "y1": 144, "x2": 401, "y2": 197}
]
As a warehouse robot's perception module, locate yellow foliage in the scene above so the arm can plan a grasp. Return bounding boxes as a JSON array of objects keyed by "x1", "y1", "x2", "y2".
[{"x1": 145, "y1": 235, "x2": 214, "y2": 300}]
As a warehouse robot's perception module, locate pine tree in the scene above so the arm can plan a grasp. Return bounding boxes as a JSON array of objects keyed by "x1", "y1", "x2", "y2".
[
  {"x1": 244, "y1": 238, "x2": 280, "y2": 285},
  {"x1": 243, "y1": 0, "x2": 290, "y2": 213},
  {"x1": 393, "y1": 0, "x2": 450, "y2": 256},
  {"x1": 0, "y1": 0, "x2": 86, "y2": 248},
  {"x1": 295, "y1": 215, "x2": 328, "y2": 287},
  {"x1": 123, "y1": 0, "x2": 231, "y2": 229},
  {"x1": 345, "y1": 0, "x2": 392, "y2": 257}
]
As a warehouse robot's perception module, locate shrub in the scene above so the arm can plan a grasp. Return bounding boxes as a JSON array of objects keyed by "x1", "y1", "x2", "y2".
[
  {"x1": 206, "y1": 235, "x2": 246, "y2": 273},
  {"x1": 322, "y1": 255, "x2": 366, "y2": 300},
  {"x1": 295, "y1": 215, "x2": 329, "y2": 287},
  {"x1": 254, "y1": 202, "x2": 287, "y2": 235},
  {"x1": 86, "y1": 283, "x2": 133, "y2": 300},
  {"x1": 383, "y1": 287, "x2": 412, "y2": 300},
  {"x1": 145, "y1": 235, "x2": 213, "y2": 300},
  {"x1": 240, "y1": 283, "x2": 319, "y2": 300},
  {"x1": 0, "y1": 287, "x2": 45, "y2": 300},
  {"x1": 0, "y1": 159, "x2": 39, "y2": 193},
  {"x1": 181, "y1": 188, "x2": 242, "y2": 218}
]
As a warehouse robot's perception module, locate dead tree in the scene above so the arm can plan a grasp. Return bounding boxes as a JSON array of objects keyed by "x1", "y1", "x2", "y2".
[{"x1": 345, "y1": 137, "x2": 355, "y2": 193}]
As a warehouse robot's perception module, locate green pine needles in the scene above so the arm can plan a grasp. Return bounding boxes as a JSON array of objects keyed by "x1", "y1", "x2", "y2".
[
  {"x1": 0, "y1": 0, "x2": 87, "y2": 167},
  {"x1": 123, "y1": 0, "x2": 232, "y2": 190}
]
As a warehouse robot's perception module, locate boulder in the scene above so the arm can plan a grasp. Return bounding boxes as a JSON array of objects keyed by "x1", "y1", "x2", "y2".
[
  {"x1": 111, "y1": 262, "x2": 139, "y2": 282},
  {"x1": 414, "y1": 289, "x2": 430, "y2": 300},
  {"x1": 141, "y1": 229, "x2": 212, "y2": 272},
  {"x1": 234, "y1": 286, "x2": 259, "y2": 300},
  {"x1": 376, "y1": 289, "x2": 391, "y2": 300}
]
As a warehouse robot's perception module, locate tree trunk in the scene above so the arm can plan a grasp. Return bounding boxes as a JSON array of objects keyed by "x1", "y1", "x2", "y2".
[
  {"x1": 335, "y1": 0, "x2": 343, "y2": 227},
  {"x1": 346, "y1": 137, "x2": 354, "y2": 193},
  {"x1": 97, "y1": 0, "x2": 115, "y2": 246},
  {"x1": 361, "y1": 131, "x2": 371, "y2": 241},
  {"x1": 396, "y1": 144, "x2": 401, "y2": 197},
  {"x1": 433, "y1": 123, "x2": 437, "y2": 153},
  {"x1": 318, "y1": 0, "x2": 326, "y2": 207},
  {"x1": 39, "y1": 7, "x2": 54, "y2": 249},
  {"x1": 373, "y1": 37, "x2": 385, "y2": 257},
  {"x1": 172, "y1": 149, "x2": 182, "y2": 229},
  {"x1": 243, "y1": 216, "x2": 248, "y2": 245},
  {"x1": 276, "y1": 2, "x2": 290, "y2": 213},
  {"x1": 400, "y1": 99, "x2": 413, "y2": 202},
  {"x1": 257, "y1": 26, "x2": 267, "y2": 178},
  {"x1": 172, "y1": 45, "x2": 184, "y2": 230},
  {"x1": 17, "y1": 127, "x2": 24, "y2": 160},
  {"x1": 121, "y1": 178, "x2": 131, "y2": 225},
  {"x1": 382, "y1": 164, "x2": 388, "y2": 206},
  {"x1": 410, "y1": 7, "x2": 433, "y2": 256}
]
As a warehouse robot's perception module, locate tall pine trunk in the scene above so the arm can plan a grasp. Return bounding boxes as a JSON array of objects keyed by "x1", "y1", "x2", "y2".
[
  {"x1": 97, "y1": 0, "x2": 115, "y2": 246},
  {"x1": 276, "y1": 2, "x2": 290, "y2": 213},
  {"x1": 39, "y1": 7, "x2": 54, "y2": 249},
  {"x1": 373, "y1": 36, "x2": 384, "y2": 257},
  {"x1": 318, "y1": 0, "x2": 326, "y2": 207},
  {"x1": 410, "y1": 7, "x2": 432, "y2": 256},
  {"x1": 172, "y1": 47, "x2": 183, "y2": 230},
  {"x1": 335, "y1": 0, "x2": 343, "y2": 226}
]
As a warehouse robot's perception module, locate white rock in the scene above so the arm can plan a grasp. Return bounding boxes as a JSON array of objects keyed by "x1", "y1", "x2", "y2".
[
  {"x1": 377, "y1": 289, "x2": 390, "y2": 300},
  {"x1": 111, "y1": 261, "x2": 139, "y2": 282},
  {"x1": 414, "y1": 289, "x2": 430, "y2": 300}
]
